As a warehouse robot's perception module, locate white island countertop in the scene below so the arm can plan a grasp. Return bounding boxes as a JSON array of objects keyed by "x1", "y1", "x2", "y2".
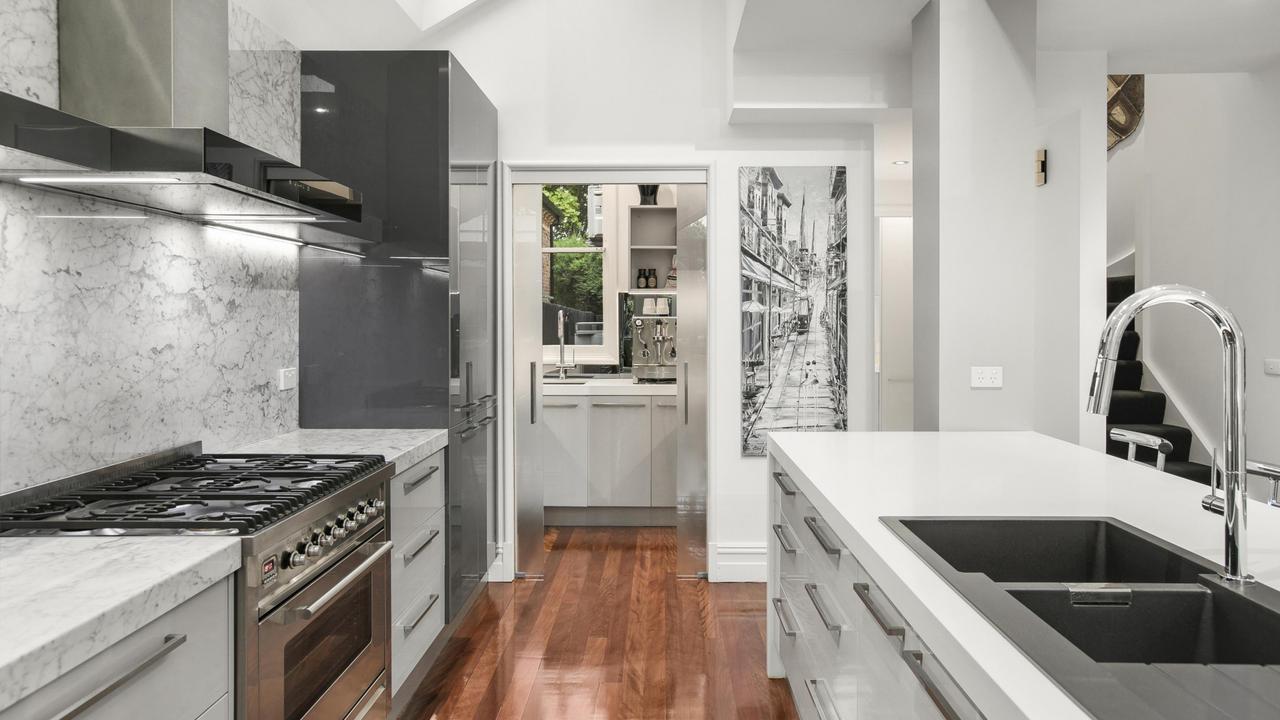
[
  {"x1": 234, "y1": 428, "x2": 448, "y2": 471},
  {"x1": 767, "y1": 431, "x2": 1280, "y2": 720},
  {"x1": 0, "y1": 536, "x2": 241, "y2": 710},
  {"x1": 544, "y1": 377, "x2": 676, "y2": 396}
]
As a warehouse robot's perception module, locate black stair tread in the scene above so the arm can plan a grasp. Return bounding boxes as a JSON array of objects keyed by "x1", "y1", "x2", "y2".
[
  {"x1": 1118, "y1": 330, "x2": 1141, "y2": 361},
  {"x1": 1107, "y1": 423, "x2": 1192, "y2": 463},
  {"x1": 1107, "y1": 275, "x2": 1136, "y2": 304},
  {"x1": 1106, "y1": 390, "x2": 1167, "y2": 425},
  {"x1": 1114, "y1": 360, "x2": 1144, "y2": 390},
  {"x1": 1160, "y1": 461, "x2": 1213, "y2": 486}
]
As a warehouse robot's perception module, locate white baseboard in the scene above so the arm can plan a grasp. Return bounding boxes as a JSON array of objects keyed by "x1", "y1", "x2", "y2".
[{"x1": 709, "y1": 542, "x2": 767, "y2": 582}]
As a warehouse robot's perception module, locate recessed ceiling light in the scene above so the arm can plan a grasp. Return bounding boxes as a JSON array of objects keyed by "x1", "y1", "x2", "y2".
[
  {"x1": 892, "y1": 160, "x2": 910, "y2": 166},
  {"x1": 19, "y1": 175, "x2": 182, "y2": 185},
  {"x1": 314, "y1": 107, "x2": 330, "y2": 114}
]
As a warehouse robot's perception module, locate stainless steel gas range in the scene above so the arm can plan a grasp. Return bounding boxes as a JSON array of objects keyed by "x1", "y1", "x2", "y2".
[{"x1": 0, "y1": 447, "x2": 395, "y2": 720}]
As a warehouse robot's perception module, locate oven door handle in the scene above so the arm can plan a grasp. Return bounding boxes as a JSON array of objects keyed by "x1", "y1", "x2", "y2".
[{"x1": 273, "y1": 542, "x2": 393, "y2": 624}]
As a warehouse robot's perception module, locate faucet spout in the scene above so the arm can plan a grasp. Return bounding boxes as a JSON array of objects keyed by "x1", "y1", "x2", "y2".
[{"x1": 1084, "y1": 284, "x2": 1251, "y2": 583}]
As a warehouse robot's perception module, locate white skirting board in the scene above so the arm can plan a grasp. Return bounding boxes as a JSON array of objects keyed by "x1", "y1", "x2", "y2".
[{"x1": 709, "y1": 542, "x2": 767, "y2": 582}]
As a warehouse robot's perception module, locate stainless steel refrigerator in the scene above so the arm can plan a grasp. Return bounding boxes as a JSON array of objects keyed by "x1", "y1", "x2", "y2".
[{"x1": 296, "y1": 51, "x2": 498, "y2": 621}]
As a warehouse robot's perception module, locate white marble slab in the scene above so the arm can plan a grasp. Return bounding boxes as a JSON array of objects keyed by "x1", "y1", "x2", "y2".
[
  {"x1": 234, "y1": 428, "x2": 448, "y2": 472},
  {"x1": 0, "y1": 537, "x2": 241, "y2": 710},
  {"x1": 543, "y1": 377, "x2": 677, "y2": 396},
  {"x1": 0, "y1": 0, "x2": 58, "y2": 108},
  {"x1": 767, "y1": 431, "x2": 1280, "y2": 720},
  {"x1": 228, "y1": 1, "x2": 301, "y2": 164}
]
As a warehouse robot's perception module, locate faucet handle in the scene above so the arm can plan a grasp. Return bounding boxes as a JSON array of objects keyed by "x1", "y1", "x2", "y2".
[
  {"x1": 1108, "y1": 428, "x2": 1172, "y2": 471},
  {"x1": 1247, "y1": 459, "x2": 1280, "y2": 508}
]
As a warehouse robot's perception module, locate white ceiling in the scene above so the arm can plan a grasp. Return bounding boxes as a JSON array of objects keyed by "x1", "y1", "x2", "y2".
[
  {"x1": 231, "y1": 0, "x2": 490, "y2": 48},
  {"x1": 734, "y1": 0, "x2": 928, "y2": 54},
  {"x1": 1039, "y1": 0, "x2": 1280, "y2": 73}
]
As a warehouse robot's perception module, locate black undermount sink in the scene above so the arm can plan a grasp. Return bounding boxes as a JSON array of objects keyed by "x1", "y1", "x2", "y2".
[{"x1": 886, "y1": 517, "x2": 1280, "y2": 720}]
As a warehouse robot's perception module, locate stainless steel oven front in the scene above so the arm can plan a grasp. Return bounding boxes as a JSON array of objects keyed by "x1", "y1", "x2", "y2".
[{"x1": 256, "y1": 530, "x2": 391, "y2": 720}]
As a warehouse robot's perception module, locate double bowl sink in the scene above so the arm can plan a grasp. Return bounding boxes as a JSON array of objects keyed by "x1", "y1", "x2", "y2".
[{"x1": 886, "y1": 518, "x2": 1280, "y2": 719}]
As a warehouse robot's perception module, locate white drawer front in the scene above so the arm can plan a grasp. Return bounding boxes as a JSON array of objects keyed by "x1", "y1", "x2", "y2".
[
  {"x1": 390, "y1": 451, "x2": 445, "y2": 549},
  {"x1": 390, "y1": 577, "x2": 446, "y2": 695},
  {"x1": 391, "y1": 506, "x2": 446, "y2": 622},
  {"x1": 3, "y1": 578, "x2": 231, "y2": 720}
]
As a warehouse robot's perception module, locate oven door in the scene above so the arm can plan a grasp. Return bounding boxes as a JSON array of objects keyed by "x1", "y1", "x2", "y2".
[{"x1": 258, "y1": 532, "x2": 391, "y2": 720}]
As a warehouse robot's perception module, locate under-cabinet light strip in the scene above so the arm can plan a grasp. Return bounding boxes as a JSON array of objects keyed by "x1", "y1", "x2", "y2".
[
  {"x1": 204, "y1": 223, "x2": 304, "y2": 247},
  {"x1": 307, "y1": 245, "x2": 364, "y2": 258},
  {"x1": 19, "y1": 175, "x2": 182, "y2": 185}
]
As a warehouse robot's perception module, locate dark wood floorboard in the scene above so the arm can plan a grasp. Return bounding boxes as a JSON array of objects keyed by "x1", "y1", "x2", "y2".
[{"x1": 400, "y1": 526, "x2": 798, "y2": 720}]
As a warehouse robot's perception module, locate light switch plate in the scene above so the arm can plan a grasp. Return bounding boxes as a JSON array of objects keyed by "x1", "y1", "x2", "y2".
[
  {"x1": 971, "y1": 366, "x2": 1004, "y2": 389},
  {"x1": 1266, "y1": 359, "x2": 1280, "y2": 377},
  {"x1": 278, "y1": 367, "x2": 298, "y2": 391}
]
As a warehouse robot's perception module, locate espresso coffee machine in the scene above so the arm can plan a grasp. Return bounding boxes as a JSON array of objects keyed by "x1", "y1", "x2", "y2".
[{"x1": 631, "y1": 316, "x2": 678, "y2": 382}]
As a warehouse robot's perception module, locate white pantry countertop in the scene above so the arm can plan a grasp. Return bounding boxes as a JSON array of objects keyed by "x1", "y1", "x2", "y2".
[
  {"x1": 767, "y1": 431, "x2": 1280, "y2": 720},
  {"x1": 0, "y1": 536, "x2": 241, "y2": 710},
  {"x1": 234, "y1": 428, "x2": 448, "y2": 472},
  {"x1": 543, "y1": 377, "x2": 676, "y2": 396}
]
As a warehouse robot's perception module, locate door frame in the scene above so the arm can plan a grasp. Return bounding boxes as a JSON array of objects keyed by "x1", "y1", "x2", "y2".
[{"x1": 494, "y1": 164, "x2": 712, "y2": 582}]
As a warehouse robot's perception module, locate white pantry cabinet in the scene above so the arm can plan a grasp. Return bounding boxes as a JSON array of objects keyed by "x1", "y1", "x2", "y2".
[
  {"x1": 1, "y1": 578, "x2": 232, "y2": 720},
  {"x1": 650, "y1": 397, "x2": 679, "y2": 506},
  {"x1": 768, "y1": 465, "x2": 986, "y2": 720}
]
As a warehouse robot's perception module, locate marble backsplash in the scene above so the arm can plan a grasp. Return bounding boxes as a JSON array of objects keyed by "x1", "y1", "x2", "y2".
[
  {"x1": 0, "y1": 0, "x2": 58, "y2": 107},
  {"x1": 0, "y1": 185, "x2": 300, "y2": 494},
  {"x1": 229, "y1": 3, "x2": 302, "y2": 164}
]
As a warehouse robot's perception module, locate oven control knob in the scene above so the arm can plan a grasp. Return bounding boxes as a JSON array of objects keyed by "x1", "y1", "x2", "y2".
[
  {"x1": 353, "y1": 509, "x2": 369, "y2": 524},
  {"x1": 368, "y1": 499, "x2": 385, "y2": 517},
  {"x1": 317, "y1": 531, "x2": 334, "y2": 547},
  {"x1": 342, "y1": 517, "x2": 358, "y2": 531},
  {"x1": 332, "y1": 520, "x2": 348, "y2": 539},
  {"x1": 305, "y1": 542, "x2": 321, "y2": 557},
  {"x1": 288, "y1": 550, "x2": 307, "y2": 568}
]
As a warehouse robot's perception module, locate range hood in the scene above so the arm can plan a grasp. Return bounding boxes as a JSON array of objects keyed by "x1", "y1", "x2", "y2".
[{"x1": 0, "y1": 0, "x2": 364, "y2": 236}]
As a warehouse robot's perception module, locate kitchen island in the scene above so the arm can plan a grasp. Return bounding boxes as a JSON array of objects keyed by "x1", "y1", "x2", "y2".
[{"x1": 767, "y1": 431, "x2": 1280, "y2": 720}]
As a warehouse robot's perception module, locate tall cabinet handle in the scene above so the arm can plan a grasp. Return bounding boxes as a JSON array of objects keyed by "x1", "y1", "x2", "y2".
[
  {"x1": 529, "y1": 361, "x2": 539, "y2": 424},
  {"x1": 52, "y1": 634, "x2": 188, "y2": 720},
  {"x1": 804, "y1": 678, "x2": 843, "y2": 720},
  {"x1": 682, "y1": 361, "x2": 690, "y2": 424}
]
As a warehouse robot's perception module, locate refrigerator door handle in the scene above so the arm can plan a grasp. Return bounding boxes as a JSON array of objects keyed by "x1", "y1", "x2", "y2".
[{"x1": 530, "y1": 361, "x2": 539, "y2": 424}]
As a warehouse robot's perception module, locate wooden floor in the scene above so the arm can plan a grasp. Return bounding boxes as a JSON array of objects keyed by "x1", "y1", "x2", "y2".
[{"x1": 400, "y1": 526, "x2": 798, "y2": 720}]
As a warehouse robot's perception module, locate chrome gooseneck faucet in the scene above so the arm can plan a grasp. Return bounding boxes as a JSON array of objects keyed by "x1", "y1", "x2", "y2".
[{"x1": 1085, "y1": 284, "x2": 1252, "y2": 583}]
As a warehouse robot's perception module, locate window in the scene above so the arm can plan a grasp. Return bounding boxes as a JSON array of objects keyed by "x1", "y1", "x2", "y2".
[{"x1": 541, "y1": 184, "x2": 617, "y2": 364}]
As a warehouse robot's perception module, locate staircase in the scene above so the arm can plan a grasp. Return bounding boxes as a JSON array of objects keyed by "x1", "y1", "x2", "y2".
[{"x1": 1105, "y1": 275, "x2": 1214, "y2": 485}]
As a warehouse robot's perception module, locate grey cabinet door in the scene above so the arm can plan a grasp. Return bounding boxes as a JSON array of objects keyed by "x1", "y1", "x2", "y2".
[
  {"x1": 588, "y1": 396, "x2": 652, "y2": 507},
  {"x1": 650, "y1": 398, "x2": 679, "y2": 507},
  {"x1": 542, "y1": 397, "x2": 590, "y2": 506}
]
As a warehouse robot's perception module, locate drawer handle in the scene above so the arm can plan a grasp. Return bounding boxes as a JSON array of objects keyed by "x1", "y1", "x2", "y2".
[
  {"x1": 804, "y1": 678, "x2": 843, "y2": 720},
  {"x1": 852, "y1": 582, "x2": 905, "y2": 639},
  {"x1": 477, "y1": 393, "x2": 496, "y2": 403},
  {"x1": 399, "y1": 592, "x2": 441, "y2": 636},
  {"x1": 772, "y1": 471, "x2": 797, "y2": 496},
  {"x1": 804, "y1": 583, "x2": 843, "y2": 639},
  {"x1": 400, "y1": 527, "x2": 441, "y2": 564},
  {"x1": 52, "y1": 633, "x2": 187, "y2": 720},
  {"x1": 772, "y1": 597, "x2": 799, "y2": 638},
  {"x1": 591, "y1": 401, "x2": 647, "y2": 407},
  {"x1": 903, "y1": 649, "x2": 982, "y2": 720},
  {"x1": 771, "y1": 523, "x2": 798, "y2": 554},
  {"x1": 352, "y1": 683, "x2": 386, "y2": 720},
  {"x1": 803, "y1": 516, "x2": 843, "y2": 559},
  {"x1": 403, "y1": 465, "x2": 440, "y2": 493}
]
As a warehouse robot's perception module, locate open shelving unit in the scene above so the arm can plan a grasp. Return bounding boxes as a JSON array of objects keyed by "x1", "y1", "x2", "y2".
[{"x1": 627, "y1": 205, "x2": 677, "y2": 293}]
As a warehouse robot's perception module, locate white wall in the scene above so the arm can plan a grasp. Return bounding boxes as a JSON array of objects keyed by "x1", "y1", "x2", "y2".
[
  {"x1": 1128, "y1": 67, "x2": 1280, "y2": 463},
  {"x1": 412, "y1": 0, "x2": 876, "y2": 581},
  {"x1": 878, "y1": 217, "x2": 914, "y2": 430},
  {"x1": 913, "y1": 0, "x2": 1039, "y2": 431}
]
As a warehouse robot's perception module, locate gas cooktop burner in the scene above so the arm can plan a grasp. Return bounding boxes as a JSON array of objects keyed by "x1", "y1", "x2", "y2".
[
  {"x1": 3, "y1": 495, "x2": 300, "y2": 532},
  {"x1": 0, "y1": 452, "x2": 386, "y2": 535}
]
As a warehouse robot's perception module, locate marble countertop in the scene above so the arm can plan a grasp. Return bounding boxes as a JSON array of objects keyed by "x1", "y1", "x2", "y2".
[
  {"x1": 767, "y1": 431, "x2": 1280, "y2": 720},
  {"x1": 234, "y1": 428, "x2": 448, "y2": 472},
  {"x1": 544, "y1": 377, "x2": 677, "y2": 396},
  {"x1": 0, "y1": 537, "x2": 241, "y2": 710}
]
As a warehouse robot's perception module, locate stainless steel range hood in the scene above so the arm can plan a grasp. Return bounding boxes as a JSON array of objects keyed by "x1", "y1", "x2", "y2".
[{"x1": 0, "y1": 0, "x2": 365, "y2": 230}]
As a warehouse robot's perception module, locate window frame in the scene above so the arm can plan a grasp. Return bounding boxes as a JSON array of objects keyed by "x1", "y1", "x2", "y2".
[{"x1": 540, "y1": 197, "x2": 618, "y2": 366}]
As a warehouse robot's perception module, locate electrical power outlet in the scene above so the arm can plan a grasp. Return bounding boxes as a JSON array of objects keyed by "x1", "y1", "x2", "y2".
[
  {"x1": 1265, "y1": 359, "x2": 1280, "y2": 377},
  {"x1": 970, "y1": 366, "x2": 1004, "y2": 389},
  {"x1": 278, "y1": 367, "x2": 298, "y2": 391}
]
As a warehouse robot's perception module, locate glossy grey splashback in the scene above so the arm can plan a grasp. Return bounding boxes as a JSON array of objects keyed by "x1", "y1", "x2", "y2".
[{"x1": 0, "y1": 0, "x2": 304, "y2": 495}]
